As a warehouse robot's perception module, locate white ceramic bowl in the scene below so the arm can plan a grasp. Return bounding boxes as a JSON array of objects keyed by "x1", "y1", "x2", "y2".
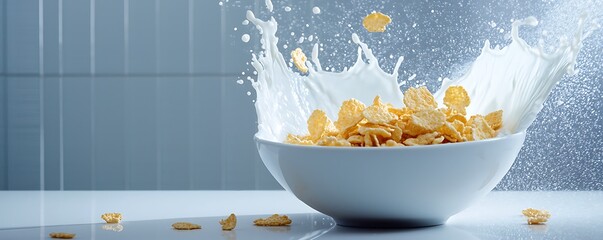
[{"x1": 255, "y1": 132, "x2": 526, "y2": 228}]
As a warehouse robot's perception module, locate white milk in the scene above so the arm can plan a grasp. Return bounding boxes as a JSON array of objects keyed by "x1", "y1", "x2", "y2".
[
  {"x1": 434, "y1": 16, "x2": 598, "y2": 134},
  {"x1": 246, "y1": 9, "x2": 598, "y2": 141}
]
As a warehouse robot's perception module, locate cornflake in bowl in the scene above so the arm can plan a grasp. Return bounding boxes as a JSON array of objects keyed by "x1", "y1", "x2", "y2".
[{"x1": 256, "y1": 86, "x2": 525, "y2": 227}]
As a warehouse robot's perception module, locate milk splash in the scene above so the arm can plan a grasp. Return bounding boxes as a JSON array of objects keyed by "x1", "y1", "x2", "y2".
[{"x1": 246, "y1": 9, "x2": 598, "y2": 142}]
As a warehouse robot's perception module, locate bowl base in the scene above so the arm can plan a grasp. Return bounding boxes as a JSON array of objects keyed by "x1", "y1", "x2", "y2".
[{"x1": 334, "y1": 218, "x2": 447, "y2": 228}]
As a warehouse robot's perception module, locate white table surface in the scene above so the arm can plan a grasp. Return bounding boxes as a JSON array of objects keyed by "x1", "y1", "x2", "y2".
[{"x1": 1, "y1": 191, "x2": 602, "y2": 239}]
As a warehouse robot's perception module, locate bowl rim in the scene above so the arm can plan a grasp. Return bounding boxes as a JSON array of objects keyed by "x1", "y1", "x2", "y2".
[{"x1": 255, "y1": 131, "x2": 526, "y2": 151}]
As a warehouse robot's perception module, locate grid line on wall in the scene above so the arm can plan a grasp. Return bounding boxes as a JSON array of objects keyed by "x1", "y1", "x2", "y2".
[
  {"x1": 38, "y1": 0, "x2": 45, "y2": 191},
  {"x1": 1, "y1": 0, "x2": 7, "y2": 189}
]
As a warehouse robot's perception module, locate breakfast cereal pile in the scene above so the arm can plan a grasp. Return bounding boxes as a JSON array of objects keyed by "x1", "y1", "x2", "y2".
[{"x1": 286, "y1": 86, "x2": 503, "y2": 147}]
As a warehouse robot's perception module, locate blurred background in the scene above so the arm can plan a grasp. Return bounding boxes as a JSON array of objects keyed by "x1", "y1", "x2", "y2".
[{"x1": 0, "y1": 0, "x2": 601, "y2": 191}]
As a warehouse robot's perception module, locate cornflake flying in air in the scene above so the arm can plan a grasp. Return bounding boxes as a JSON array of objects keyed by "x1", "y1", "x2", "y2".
[{"x1": 363, "y1": 12, "x2": 392, "y2": 32}]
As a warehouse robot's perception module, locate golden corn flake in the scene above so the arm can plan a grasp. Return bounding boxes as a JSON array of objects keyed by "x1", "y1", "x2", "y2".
[
  {"x1": 339, "y1": 124, "x2": 360, "y2": 139},
  {"x1": 391, "y1": 125, "x2": 403, "y2": 142},
  {"x1": 172, "y1": 222, "x2": 201, "y2": 230},
  {"x1": 388, "y1": 107, "x2": 413, "y2": 117},
  {"x1": 291, "y1": 48, "x2": 309, "y2": 74},
  {"x1": 358, "y1": 126, "x2": 392, "y2": 138},
  {"x1": 485, "y1": 110, "x2": 503, "y2": 131},
  {"x1": 438, "y1": 121, "x2": 464, "y2": 143},
  {"x1": 101, "y1": 212, "x2": 122, "y2": 224},
  {"x1": 403, "y1": 132, "x2": 443, "y2": 146},
  {"x1": 307, "y1": 109, "x2": 337, "y2": 141},
  {"x1": 285, "y1": 85, "x2": 502, "y2": 147},
  {"x1": 443, "y1": 86, "x2": 471, "y2": 115},
  {"x1": 447, "y1": 114, "x2": 467, "y2": 124},
  {"x1": 254, "y1": 214, "x2": 292, "y2": 226},
  {"x1": 286, "y1": 134, "x2": 314, "y2": 145},
  {"x1": 405, "y1": 109, "x2": 446, "y2": 136},
  {"x1": 465, "y1": 115, "x2": 496, "y2": 141},
  {"x1": 522, "y1": 208, "x2": 551, "y2": 225},
  {"x1": 347, "y1": 135, "x2": 364, "y2": 144},
  {"x1": 403, "y1": 86, "x2": 438, "y2": 110},
  {"x1": 49, "y1": 232, "x2": 76, "y2": 239},
  {"x1": 335, "y1": 99, "x2": 366, "y2": 132},
  {"x1": 317, "y1": 136, "x2": 352, "y2": 147},
  {"x1": 363, "y1": 134, "x2": 374, "y2": 147},
  {"x1": 363, "y1": 12, "x2": 392, "y2": 32},
  {"x1": 362, "y1": 96, "x2": 398, "y2": 124},
  {"x1": 220, "y1": 213, "x2": 237, "y2": 231}
]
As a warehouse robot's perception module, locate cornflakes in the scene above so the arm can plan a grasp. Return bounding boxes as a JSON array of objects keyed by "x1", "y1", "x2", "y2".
[
  {"x1": 317, "y1": 136, "x2": 352, "y2": 147},
  {"x1": 335, "y1": 99, "x2": 366, "y2": 132},
  {"x1": 443, "y1": 86, "x2": 471, "y2": 115},
  {"x1": 438, "y1": 121, "x2": 464, "y2": 143},
  {"x1": 254, "y1": 214, "x2": 292, "y2": 226},
  {"x1": 447, "y1": 114, "x2": 467, "y2": 124},
  {"x1": 347, "y1": 135, "x2": 364, "y2": 144},
  {"x1": 522, "y1": 208, "x2": 551, "y2": 225},
  {"x1": 101, "y1": 212, "x2": 122, "y2": 224},
  {"x1": 49, "y1": 233, "x2": 76, "y2": 239},
  {"x1": 362, "y1": 12, "x2": 392, "y2": 32},
  {"x1": 220, "y1": 213, "x2": 237, "y2": 231},
  {"x1": 405, "y1": 109, "x2": 446, "y2": 136},
  {"x1": 362, "y1": 96, "x2": 398, "y2": 124},
  {"x1": 285, "y1": 85, "x2": 502, "y2": 147},
  {"x1": 307, "y1": 109, "x2": 337, "y2": 141},
  {"x1": 403, "y1": 86, "x2": 438, "y2": 110},
  {"x1": 286, "y1": 134, "x2": 314, "y2": 145},
  {"x1": 403, "y1": 132, "x2": 443, "y2": 146},
  {"x1": 465, "y1": 115, "x2": 496, "y2": 141},
  {"x1": 485, "y1": 110, "x2": 503, "y2": 131},
  {"x1": 358, "y1": 126, "x2": 391, "y2": 138},
  {"x1": 384, "y1": 139, "x2": 401, "y2": 147},
  {"x1": 291, "y1": 48, "x2": 308, "y2": 73},
  {"x1": 172, "y1": 222, "x2": 201, "y2": 230}
]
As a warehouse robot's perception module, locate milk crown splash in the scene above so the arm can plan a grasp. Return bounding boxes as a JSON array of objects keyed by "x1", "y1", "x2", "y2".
[
  {"x1": 246, "y1": 9, "x2": 598, "y2": 142},
  {"x1": 435, "y1": 15, "x2": 599, "y2": 133}
]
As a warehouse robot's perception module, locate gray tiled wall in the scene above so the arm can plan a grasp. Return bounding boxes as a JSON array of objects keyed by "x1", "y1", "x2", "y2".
[{"x1": 0, "y1": 0, "x2": 280, "y2": 190}]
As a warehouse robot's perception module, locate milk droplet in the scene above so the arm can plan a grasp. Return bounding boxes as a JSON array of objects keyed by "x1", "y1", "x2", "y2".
[
  {"x1": 308, "y1": 35, "x2": 314, "y2": 41},
  {"x1": 242, "y1": 20, "x2": 249, "y2": 25},
  {"x1": 236, "y1": 79, "x2": 244, "y2": 84},
  {"x1": 555, "y1": 100, "x2": 565, "y2": 106},
  {"x1": 408, "y1": 74, "x2": 417, "y2": 81},
  {"x1": 291, "y1": 32, "x2": 295, "y2": 36},
  {"x1": 412, "y1": 22, "x2": 417, "y2": 28},
  {"x1": 284, "y1": 6, "x2": 291, "y2": 12},
  {"x1": 489, "y1": 21, "x2": 497, "y2": 28},
  {"x1": 312, "y1": 6, "x2": 321, "y2": 14},
  {"x1": 247, "y1": 91, "x2": 252, "y2": 96},
  {"x1": 241, "y1": 34, "x2": 250, "y2": 42},
  {"x1": 218, "y1": 1, "x2": 223, "y2": 6},
  {"x1": 283, "y1": 44, "x2": 288, "y2": 49},
  {"x1": 298, "y1": 37, "x2": 305, "y2": 43},
  {"x1": 265, "y1": 0, "x2": 273, "y2": 12},
  {"x1": 234, "y1": 27, "x2": 238, "y2": 31}
]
